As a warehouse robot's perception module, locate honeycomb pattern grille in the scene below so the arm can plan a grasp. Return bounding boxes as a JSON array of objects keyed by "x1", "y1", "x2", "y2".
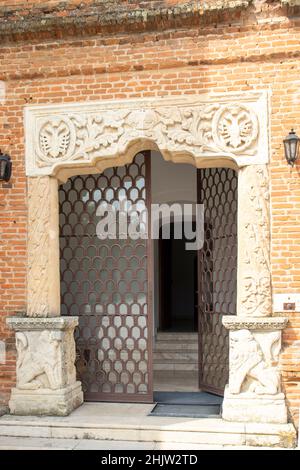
[
  {"x1": 59, "y1": 153, "x2": 152, "y2": 402},
  {"x1": 198, "y1": 167, "x2": 237, "y2": 395}
]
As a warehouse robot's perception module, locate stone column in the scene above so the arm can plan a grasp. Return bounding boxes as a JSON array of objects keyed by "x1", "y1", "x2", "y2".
[
  {"x1": 237, "y1": 165, "x2": 271, "y2": 318},
  {"x1": 222, "y1": 165, "x2": 288, "y2": 424},
  {"x1": 7, "y1": 176, "x2": 83, "y2": 416},
  {"x1": 27, "y1": 176, "x2": 61, "y2": 317}
]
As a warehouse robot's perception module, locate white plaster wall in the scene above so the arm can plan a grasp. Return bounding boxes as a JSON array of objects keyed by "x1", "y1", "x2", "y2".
[{"x1": 151, "y1": 151, "x2": 197, "y2": 204}]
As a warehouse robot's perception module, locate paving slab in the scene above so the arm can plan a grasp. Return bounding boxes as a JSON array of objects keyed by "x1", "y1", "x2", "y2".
[{"x1": 0, "y1": 403, "x2": 296, "y2": 448}]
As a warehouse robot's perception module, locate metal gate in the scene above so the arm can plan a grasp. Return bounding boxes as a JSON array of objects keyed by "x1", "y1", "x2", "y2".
[
  {"x1": 59, "y1": 152, "x2": 153, "y2": 402},
  {"x1": 197, "y1": 168, "x2": 237, "y2": 395}
]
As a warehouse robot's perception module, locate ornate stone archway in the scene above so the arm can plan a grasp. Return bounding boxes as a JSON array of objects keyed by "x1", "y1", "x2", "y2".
[{"x1": 7, "y1": 92, "x2": 288, "y2": 422}]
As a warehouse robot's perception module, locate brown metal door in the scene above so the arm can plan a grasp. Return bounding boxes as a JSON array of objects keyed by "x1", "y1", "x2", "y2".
[
  {"x1": 59, "y1": 152, "x2": 153, "y2": 402},
  {"x1": 197, "y1": 168, "x2": 237, "y2": 395}
]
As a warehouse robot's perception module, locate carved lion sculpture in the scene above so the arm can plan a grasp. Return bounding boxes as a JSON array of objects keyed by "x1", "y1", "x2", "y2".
[
  {"x1": 16, "y1": 331, "x2": 62, "y2": 390},
  {"x1": 229, "y1": 329, "x2": 280, "y2": 395}
]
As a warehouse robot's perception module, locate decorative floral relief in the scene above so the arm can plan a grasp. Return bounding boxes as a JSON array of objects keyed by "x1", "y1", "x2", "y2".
[
  {"x1": 27, "y1": 177, "x2": 51, "y2": 317},
  {"x1": 34, "y1": 103, "x2": 259, "y2": 168},
  {"x1": 238, "y1": 165, "x2": 272, "y2": 317},
  {"x1": 229, "y1": 329, "x2": 281, "y2": 395}
]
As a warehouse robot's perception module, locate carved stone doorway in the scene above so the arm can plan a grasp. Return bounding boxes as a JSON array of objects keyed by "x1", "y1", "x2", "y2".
[{"x1": 6, "y1": 92, "x2": 289, "y2": 424}]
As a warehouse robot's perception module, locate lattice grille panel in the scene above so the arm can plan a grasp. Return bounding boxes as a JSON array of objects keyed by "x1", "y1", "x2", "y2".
[
  {"x1": 198, "y1": 167, "x2": 237, "y2": 395},
  {"x1": 59, "y1": 153, "x2": 152, "y2": 402}
]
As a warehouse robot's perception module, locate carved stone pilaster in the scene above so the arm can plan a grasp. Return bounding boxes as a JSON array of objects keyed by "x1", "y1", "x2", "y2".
[
  {"x1": 222, "y1": 316, "x2": 288, "y2": 424},
  {"x1": 7, "y1": 317, "x2": 83, "y2": 416},
  {"x1": 237, "y1": 164, "x2": 272, "y2": 317},
  {"x1": 27, "y1": 176, "x2": 61, "y2": 317}
]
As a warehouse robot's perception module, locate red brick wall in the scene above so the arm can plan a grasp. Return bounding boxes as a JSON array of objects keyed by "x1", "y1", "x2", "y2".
[{"x1": 0, "y1": 1, "x2": 300, "y2": 425}]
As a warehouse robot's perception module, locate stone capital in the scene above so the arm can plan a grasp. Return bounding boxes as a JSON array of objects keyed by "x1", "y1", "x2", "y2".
[
  {"x1": 222, "y1": 316, "x2": 288, "y2": 331},
  {"x1": 7, "y1": 316, "x2": 78, "y2": 332}
]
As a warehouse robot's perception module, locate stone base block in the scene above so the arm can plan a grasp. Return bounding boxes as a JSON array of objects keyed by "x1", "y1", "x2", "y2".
[
  {"x1": 222, "y1": 386, "x2": 288, "y2": 424},
  {"x1": 9, "y1": 381, "x2": 83, "y2": 417}
]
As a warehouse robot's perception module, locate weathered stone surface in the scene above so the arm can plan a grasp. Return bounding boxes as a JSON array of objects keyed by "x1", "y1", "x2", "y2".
[
  {"x1": 0, "y1": 406, "x2": 8, "y2": 417},
  {"x1": 7, "y1": 317, "x2": 83, "y2": 416},
  {"x1": 222, "y1": 387, "x2": 288, "y2": 424},
  {"x1": 222, "y1": 316, "x2": 288, "y2": 330},
  {"x1": 0, "y1": 1, "x2": 251, "y2": 39},
  {"x1": 0, "y1": 402, "x2": 296, "y2": 447},
  {"x1": 222, "y1": 318, "x2": 288, "y2": 424},
  {"x1": 25, "y1": 91, "x2": 269, "y2": 179},
  {"x1": 228, "y1": 329, "x2": 282, "y2": 395},
  {"x1": 237, "y1": 164, "x2": 271, "y2": 317},
  {"x1": 26, "y1": 177, "x2": 60, "y2": 318},
  {"x1": 9, "y1": 382, "x2": 83, "y2": 417}
]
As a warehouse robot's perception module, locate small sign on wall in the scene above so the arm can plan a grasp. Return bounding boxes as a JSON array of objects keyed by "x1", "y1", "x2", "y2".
[
  {"x1": 0, "y1": 81, "x2": 5, "y2": 104},
  {"x1": 273, "y1": 293, "x2": 300, "y2": 312},
  {"x1": 0, "y1": 341, "x2": 5, "y2": 364}
]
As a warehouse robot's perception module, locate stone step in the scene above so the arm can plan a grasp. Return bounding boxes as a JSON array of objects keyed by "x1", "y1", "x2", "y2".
[
  {"x1": 1, "y1": 436, "x2": 288, "y2": 450},
  {"x1": 153, "y1": 362, "x2": 198, "y2": 371},
  {"x1": 156, "y1": 332, "x2": 198, "y2": 341},
  {"x1": 154, "y1": 342, "x2": 198, "y2": 351},
  {"x1": 0, "y1": 403, "x2": 296, "y2": 448},
  {"x1": 153, "y1": 351, "x2": 198, "y2": 362}
]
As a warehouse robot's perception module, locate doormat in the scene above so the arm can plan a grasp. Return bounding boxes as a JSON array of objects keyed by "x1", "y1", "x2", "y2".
[
  {"x1": 150, "y1": 403, "x2": 221, "y2": 418},
  {"x1": 150, "y1": 392, "x2": 222, "y2": 418},
  {"x1": 153, "y1": 391, "x2": 223, "y2": 405}
]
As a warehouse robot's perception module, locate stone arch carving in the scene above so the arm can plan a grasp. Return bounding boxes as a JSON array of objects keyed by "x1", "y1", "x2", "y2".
[{"x1": 25, "y1": 92, "x2": 269, "y2": 181}]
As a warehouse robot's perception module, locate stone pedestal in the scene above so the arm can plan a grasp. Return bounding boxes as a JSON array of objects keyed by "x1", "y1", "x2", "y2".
[
  {"x1": 7, "y1": 317, "x2": 83, "y2": 416},
  {"x1": 222, "y1": 387, "x2": 287, "y2": 424},
  {"x1": 222, "y1": 316, "x2": 288, "y2": 424}
]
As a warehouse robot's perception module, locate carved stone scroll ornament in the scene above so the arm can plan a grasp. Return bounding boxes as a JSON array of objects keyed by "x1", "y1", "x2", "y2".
[
  {"x1": 25, "y1": 92, "x2": 269, "y2": 177},
  {"x1": 228, "y1": 329, "x2": 281, "y2": 395},
  {"x1": 237, "y1": 164, "x2": 272, "y2": 317},
  {"x1": 35, "y1": 105, "x2": 258, "y2": 168}
]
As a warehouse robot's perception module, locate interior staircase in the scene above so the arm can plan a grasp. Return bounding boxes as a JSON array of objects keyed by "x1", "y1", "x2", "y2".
[{"x1": 153, "y1": 332, "x2": 199, "y2": 391}]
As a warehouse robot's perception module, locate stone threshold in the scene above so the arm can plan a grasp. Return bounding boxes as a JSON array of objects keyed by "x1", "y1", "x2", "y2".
[{"x1": 0, "y1": 403, "x2": 296, "y2": 448}]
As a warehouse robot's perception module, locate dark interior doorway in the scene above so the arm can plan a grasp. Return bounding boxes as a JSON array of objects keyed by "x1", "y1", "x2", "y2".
[{"x1": 159, "y1": 222, "x2": 198, "y2": 332}]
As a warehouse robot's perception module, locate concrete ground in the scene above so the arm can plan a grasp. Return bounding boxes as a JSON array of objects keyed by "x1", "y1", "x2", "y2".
[{"x1": 0, "y1": 436, "x2": 292, "y2": 450}]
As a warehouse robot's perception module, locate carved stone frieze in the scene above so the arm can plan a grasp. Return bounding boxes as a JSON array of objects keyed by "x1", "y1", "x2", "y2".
[
  {"x1": 25, "y1": 92, "x2": 269, "y2": 177},
  {"x1": 237, "y1": 164, "x2": 272, "y2": 317}
]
